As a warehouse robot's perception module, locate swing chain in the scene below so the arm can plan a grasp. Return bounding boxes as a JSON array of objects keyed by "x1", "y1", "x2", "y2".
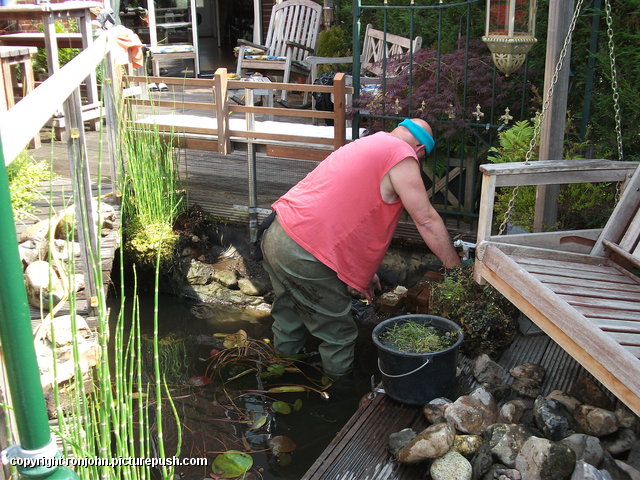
[
  {"x1": 603, "y1": 0, "x2": 624, "y2": 162},
  {"x1": 499, "y1": 0, "x2": 585, "y2": 236}
]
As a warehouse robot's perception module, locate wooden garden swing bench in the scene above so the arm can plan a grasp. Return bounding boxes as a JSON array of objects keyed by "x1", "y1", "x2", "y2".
[{"x1": 473, "y1": 159, "x2": 640, "y2": 415}]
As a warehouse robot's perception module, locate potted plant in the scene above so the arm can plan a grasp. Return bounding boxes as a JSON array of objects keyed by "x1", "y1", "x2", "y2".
[{"x1": 372, "y1": 314, "x2": 463, "y2": 405}]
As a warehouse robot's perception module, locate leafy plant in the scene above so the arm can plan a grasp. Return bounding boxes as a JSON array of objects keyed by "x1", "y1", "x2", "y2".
[
  {"x1": 429, "y1": 265, "x2": 518, "y2": 357},
  {"x1": 33, "y1": 21, "x2": 80, "y2": 80},
  {"x1": 315, "y1": 25, "x2": 352, "y2": 75},
  {"x1": 352, "y1": 38, "x2": 531, "y2": 141},
  {"x1": 379, "y1": 320, "x2": 457, "y2": 353},
  {"x1": 488, "y1": 117, "x2": 617, "y2": 231},
  {"x1": 121, "y1": 115, "x2": 184, "y2": 268},
  {"x1": 7, "y1": 151, "x2": 51, "y2": 218}
]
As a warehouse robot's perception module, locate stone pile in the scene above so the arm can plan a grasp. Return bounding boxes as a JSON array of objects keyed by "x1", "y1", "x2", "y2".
[{"x1": 388, "y1": 354, "x2": 640, "y2": 480}]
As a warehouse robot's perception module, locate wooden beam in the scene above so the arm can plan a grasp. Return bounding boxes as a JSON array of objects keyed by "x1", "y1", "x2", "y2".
[{"x1": 535, "y1": 0, "x2": 576, "y2": 230}]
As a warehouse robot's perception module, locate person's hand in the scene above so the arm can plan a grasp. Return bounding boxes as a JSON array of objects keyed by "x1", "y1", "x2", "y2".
[{"x1": 365, "y1": 273, "x2": 381, "y2": 301}]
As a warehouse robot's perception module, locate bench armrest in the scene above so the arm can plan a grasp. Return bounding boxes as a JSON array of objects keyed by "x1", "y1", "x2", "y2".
[
  {"x1": 305, "y1": 55, "x2": 354, "y2": 83},
  {"x1": 236, "y1": 39, "x2": 267, "y2": 51}
]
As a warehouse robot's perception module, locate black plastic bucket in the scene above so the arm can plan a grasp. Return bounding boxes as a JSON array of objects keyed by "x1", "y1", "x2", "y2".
[{"x1": 372, "y1": 314, "x2": 464, "y2": 405}]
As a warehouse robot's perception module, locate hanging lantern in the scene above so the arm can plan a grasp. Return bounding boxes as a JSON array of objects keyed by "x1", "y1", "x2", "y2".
[{"x1": 482, "y1": 0, "x2": 537, "y2": 76}]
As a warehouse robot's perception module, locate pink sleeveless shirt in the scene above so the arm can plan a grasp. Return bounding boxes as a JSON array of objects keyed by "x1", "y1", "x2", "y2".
[{"x1": 273, "y1": 132, "x2": 418, "y2": 294}]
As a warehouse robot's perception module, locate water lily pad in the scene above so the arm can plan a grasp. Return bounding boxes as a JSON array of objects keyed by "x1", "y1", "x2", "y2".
[
  {"x1": 268, "y1": 435, "x2": 297, "y2": 454},
  {"x1": 249, "y1": 415, "x2": 267, "y2": 430},
  {"x1": 223, "y1": 329, "x2": 248, "y2": 348},
  {"x1": 293, "y1": 398, "x2": 303, "y2": 411},
  {"x1": 188, "y1": 375, "x2": 211, "y2": 386},
  {"x1": 260, "y1": 364, "x2": 285, "y2": 379},
  {"x1": 271, "y1": 401, "x2": 291, "y2": 414},
  {"x1": 211, "y1": 450, "x2": 253, "y2": 478},
  {"x1": 276, "y1": 453, "x2": 293, "y2": 467},
  {"x1": 267, "y1": 386, "x2": 306, "y2": 393}
]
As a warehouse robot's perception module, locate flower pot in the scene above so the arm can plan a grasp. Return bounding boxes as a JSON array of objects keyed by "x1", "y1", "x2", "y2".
[{"x1": 372, "y1": 314, "x2": 463, "y2": 405}]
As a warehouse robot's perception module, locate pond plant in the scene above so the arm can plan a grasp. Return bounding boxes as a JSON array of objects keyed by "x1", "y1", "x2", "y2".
[
  {"x1": 378, "y1": 320, "x2": 457, "y2": 354},
  {"x1": 121, "y1": 103, "x2": 184, "y2": 269},
  {"x1": 429, "y1": 265, "x2": 518, "y2": 358}
]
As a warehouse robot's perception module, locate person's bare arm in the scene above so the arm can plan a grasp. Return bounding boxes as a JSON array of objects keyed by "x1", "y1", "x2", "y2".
[{"x1": 387, "y1": 158, "x2": 462, "y2": 268}]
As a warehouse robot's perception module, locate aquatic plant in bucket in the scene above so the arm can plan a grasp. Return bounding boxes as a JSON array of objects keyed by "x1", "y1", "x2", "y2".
[{"x1": 372, "y1": 314, "x2": 463, "y2": 405}]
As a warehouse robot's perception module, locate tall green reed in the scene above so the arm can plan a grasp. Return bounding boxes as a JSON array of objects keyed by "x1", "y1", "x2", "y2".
[{"x1": 41, "y1": 64, "x2": 183, "y2": 479}]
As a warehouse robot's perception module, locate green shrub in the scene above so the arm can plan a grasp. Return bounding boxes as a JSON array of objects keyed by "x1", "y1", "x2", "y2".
[
  {"x1": 488, "y1": 118, "x2": 617, "y2": 232},
  {"x1": 429, "y1": 265, "x2": 518, "y2": 358},
  {"x1": 315, "y1": 26, "x2": 352, "y2": 75},
  {"x1": 7, "y1": 151, "x2": 51, "y2": 218}
]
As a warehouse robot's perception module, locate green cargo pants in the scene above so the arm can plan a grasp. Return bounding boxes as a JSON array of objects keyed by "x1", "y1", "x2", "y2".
[{"x1": 261, "y1": 217, "x2": 357, "y2": 377}]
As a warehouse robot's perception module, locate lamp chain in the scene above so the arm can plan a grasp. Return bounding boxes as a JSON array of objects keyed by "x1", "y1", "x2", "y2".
[{"x1": 498, "y1": 0, "x2": 585, "y2": 236}]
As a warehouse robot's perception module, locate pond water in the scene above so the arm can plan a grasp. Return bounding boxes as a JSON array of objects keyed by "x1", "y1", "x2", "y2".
[{"x1": 107, "y1": 290, "x2": 379, "y2": 480}]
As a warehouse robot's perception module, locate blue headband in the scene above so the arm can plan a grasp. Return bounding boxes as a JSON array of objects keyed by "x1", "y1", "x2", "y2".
[{"x1": 398, "y1": 119, "x2": 435, "y2": 154}]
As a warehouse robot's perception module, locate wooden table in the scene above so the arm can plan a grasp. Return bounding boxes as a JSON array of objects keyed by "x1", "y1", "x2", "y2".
[
  {"x1": 0, "y1": 45, "x2": 39, "y2": 147},
  {"x1": 0, "y1": 2, "x2": 102, "y2": 136}
]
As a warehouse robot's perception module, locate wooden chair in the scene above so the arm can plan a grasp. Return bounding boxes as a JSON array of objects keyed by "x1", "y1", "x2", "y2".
[
  {"x1": 473, "y1": 159, "x2": 640, "y2": 415},
  {"x1": 306, "y1": 24, "x2": 422, "y2": 110},
  {"x1": 235, "y1": 0, "x2": 322, "y2": 102}
]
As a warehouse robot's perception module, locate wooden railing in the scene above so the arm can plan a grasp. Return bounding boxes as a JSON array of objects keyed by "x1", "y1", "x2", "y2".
[{"x1": 124, "y1": 68, "x2": 352, "y2": 161}]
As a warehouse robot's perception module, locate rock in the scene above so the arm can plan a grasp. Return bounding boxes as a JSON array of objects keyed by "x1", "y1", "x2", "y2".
[
  {"x1": 571, "y1": 459, "x2": 613, "y2": 480},
  {"x1": 515, "y1": 436, "x2": 576, "y2": 480},
  {"x1": 510, "y1": 362, "x2": 546, "y2": 383},
  {"x1": 377, "y1": 291, "x2": 404, "y2": 314},
  {"x1": 24, "y1": 260, "x2": 65, "y2": 309},
  {"x1": 614, "y1": 460, "x2": 640, "y2": 480},
  {"x1": 238, "y1": 276, "x2": 269, "y2": 296},
  {"x1": 498, "y1": 399, "x2": 530, "y2": 424},
  {"x1": 453, "y1": 435, "x2": 484, "y2": 458},
  {"x1": 45, "y1": 314, "x2": 92, "y2": 347},
  {"x1": 569, "y1": 376, "x2": 615, "y2": 411},
  {"x1": 471, "y1": 440, "x2": 493, "y2": 480},
  {"x1": 185, "y1": 260, "x2": 215, "y2": 285},
  {"x1": 548, "y1": 390, "x2": 581, "y2": 413},
  {"x1": 495, "y1": 468, "x2": 522, "y2": 480},
  {"x1": 603, "y1": 429, "x2": 637, "y2": 456},
  {"x1": 396, "y1": 422, "x2": 455, "y2": 463},
  {"x1": 560, "y1": 433, "x2": 605, "y2": 467},
  {"x1": 512, "y1": 377, "x2": 543, "y2": 398},
  {"x1": 53, "y1": 239, "x2": 81, "y2": 260},
  {"x1": 615, "y1": 408, "x2": 637, "y2": 430},
  {"x1": 445, "y1": 387, "x2": 497, "y2": 435},
  {"x1": 19, "y1": 239, "x2": 40, "y2": 266},
  {"x1": 472, "y1": 354, "x2": 506, "y2": 386},
  {"x1": 534, "y1": 396, "x2": 578, "y2": 441},
  {"x1": 424, "y1": 397, "x2": 452, "y2": 424},
  {"x1": 627, "y1": 440, "x2": 640, "y2": 471},
  {"x1": 574, "y1": 405, "x2": 618, "y2": 438},
  {"x1": 213, "y1": 269, "x2": 238, "y2": 288},
  {"x1": 481, "y1": 463, "x2": 509, "y2": 480},
  {"x1": 388, "y1": 428, "x2": 416, "y2": 457},
  {"x1": 602, "y1": 451, "x2": 634, "y2": 480},
  {"x1": 430, "y1": 450, "x2": 472, "y2": 480},
  {"x1": 489, "y1": 423, "x2": 535, "y2": 467}
]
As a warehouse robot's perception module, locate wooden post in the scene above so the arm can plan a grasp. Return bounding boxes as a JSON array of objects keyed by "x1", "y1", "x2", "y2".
[
  {"x1": 103, "y1": 51, "x2": 121, "y2": 198},
  {"x1": 534, "y1": 0, "x2": 575, "y2": 231},
  {"x1": 333, "y1": 72, "x2": 346, "y2": 149},
  {"x1": 63, "y1": 88, "x2": 99, "y2": 317},
  {"x1": 214, "y1": 67, "x2": 230, "y2": 154}
]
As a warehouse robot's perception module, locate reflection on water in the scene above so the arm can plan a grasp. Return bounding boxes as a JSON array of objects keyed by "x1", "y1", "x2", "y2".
[{"x1": 107, "y1": 292, "x2": 377, "y2": 480}]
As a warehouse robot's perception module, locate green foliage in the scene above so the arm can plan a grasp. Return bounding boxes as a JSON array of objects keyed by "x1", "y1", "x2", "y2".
[
  {"x1": 429, "y1": 266, "x2": 518, "y2": 357},
  {"x1": 316, "y1": 26, "x2": 352, "y2": 75},
  {"x1": 488, "y1": 118, "x2": 618, "y2": 231},
  {"x1": 379, "y1": 320, "x2": 457, "y2": 353},
  {"x1": 121, "y1": 115, "x2": 184, "y2": 268},
  {"x1": 6, "y1": 151, "x2": 51, "y2": 218}
]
